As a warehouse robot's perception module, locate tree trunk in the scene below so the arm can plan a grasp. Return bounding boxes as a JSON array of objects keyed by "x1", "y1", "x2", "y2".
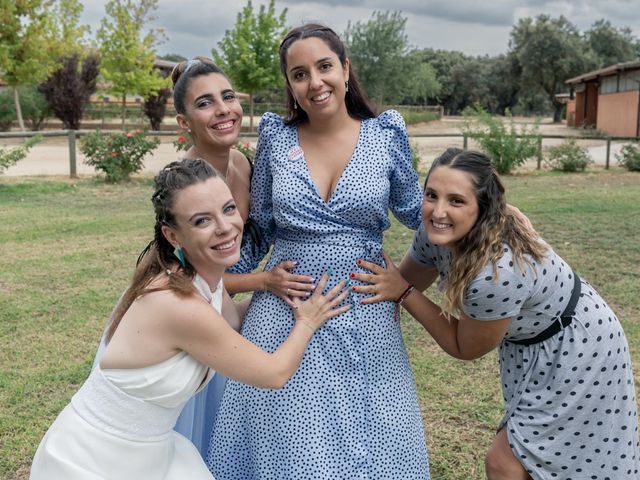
[
  {"x1": 249, "y1": 93, "x2": 254, "y2": 132},
  {"x1": 13, "y1": 87, "x2": 26, "y2": 131},
  {"x1": 121, "y1": 95, "x2": 127, "y2": 130}
]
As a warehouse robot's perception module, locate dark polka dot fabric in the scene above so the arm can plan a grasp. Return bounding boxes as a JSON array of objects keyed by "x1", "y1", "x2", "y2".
[
  {"x1": 208, "y1": 111, "x2": 430, "y2": 479},
  {"x1": 410, "y1": 223, "x2": 640, "y2": 479}
]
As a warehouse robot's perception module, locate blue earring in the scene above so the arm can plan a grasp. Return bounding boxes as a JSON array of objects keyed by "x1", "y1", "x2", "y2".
[{"x1": 174, "y1": 244, "x2": 186, "y2": 268}]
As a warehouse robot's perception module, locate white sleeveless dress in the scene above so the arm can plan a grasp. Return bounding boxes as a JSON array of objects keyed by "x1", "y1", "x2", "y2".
[{"x1": 30, "y1": 275, "x2": 222, "y2": 480}]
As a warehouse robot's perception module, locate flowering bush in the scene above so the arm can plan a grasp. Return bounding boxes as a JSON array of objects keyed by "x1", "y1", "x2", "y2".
[
  {"x1": 233, "y1": 141, "x2": 256, "y2": 162},
  {"x1": 172, "y1": 129, "x2": 191, "y2": 152},
  {"x1": 81, "y1": 130, "x2": 160, "y2": 182},
  {"x1": 0, "y1": 135, "x2": 42, "y2": 174}
]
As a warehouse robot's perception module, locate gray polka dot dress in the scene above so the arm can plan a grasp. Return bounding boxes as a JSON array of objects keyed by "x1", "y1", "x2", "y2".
[
  {"x1": 208, "y1": 111, "x2": 430, "y2": 479},
  {"x1": 410, "y1": 223, "x2": 640, "y2": 479}
]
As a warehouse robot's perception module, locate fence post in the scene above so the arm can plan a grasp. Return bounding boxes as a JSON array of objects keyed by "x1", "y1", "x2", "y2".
[
  {"x1": 537, "y1": 137, "x2": 543, "y2": 170},
  {"x1": 605, "y1": 137, "x2": 611, "y2": 169},
  {"x1": 68, "y1": 130, "x2": 77, "y2": 178},
  {"x1": 463, "y1": 133, "x2": 468, "y2": 149}
]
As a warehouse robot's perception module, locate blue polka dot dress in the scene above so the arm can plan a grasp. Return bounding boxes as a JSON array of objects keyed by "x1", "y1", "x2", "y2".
[
  {"x1": 410, "y1": 223, "x2": 640, "y2": 479},
  {"x1": 207, "y1": 111, "x2": 430, "y2": 479}
]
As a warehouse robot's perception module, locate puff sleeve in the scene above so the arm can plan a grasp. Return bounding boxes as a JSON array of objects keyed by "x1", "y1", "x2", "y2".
[{"x1": 379, "y1": 110, "x2": 423, "y2": 230}]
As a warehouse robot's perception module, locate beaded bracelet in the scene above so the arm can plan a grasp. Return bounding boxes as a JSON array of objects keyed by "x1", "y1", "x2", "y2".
[{"x1": 395, "y1": 284, "x2": 414, "y2": 304}]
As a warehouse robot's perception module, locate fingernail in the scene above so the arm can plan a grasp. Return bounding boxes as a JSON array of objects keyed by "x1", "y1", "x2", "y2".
[
  {"x1": 351, "y1": 286, "x2": 356, "y2": 291},
  {"x1": 327, "y1": 266, "x2": 334, "y2": 276},
  {"x1": 349, "y1": 272, "x2": 356, "y2": 279},
  {"x1": 356, "y1": 259, "x2": 362, "y2": 265},
  {"x1": 345, "y1": 278, "x2": 351, "y2": 287}
]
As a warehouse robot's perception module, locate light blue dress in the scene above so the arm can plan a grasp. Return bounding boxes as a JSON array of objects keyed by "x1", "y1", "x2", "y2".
[{"x1": 208, "y1": 111, "x2": 430, "y2": 479}]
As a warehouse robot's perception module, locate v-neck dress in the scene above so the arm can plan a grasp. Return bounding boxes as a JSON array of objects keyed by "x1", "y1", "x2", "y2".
[{"x1": 208, "y1": 111, "x2": 430, "y2": 479}]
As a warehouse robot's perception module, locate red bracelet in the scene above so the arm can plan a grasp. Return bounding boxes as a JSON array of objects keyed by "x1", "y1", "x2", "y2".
[{"x1": 395, "y1": 284, "x2": 414, "y2": 304}]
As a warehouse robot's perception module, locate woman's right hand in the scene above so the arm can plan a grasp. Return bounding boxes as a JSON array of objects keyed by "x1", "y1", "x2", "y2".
[
  {"x1": 291, "y1": 274, "x2": 350, "y2": 332},
  {"x1": 264, "y1": 260, "x2": 315, "y2": 307}
]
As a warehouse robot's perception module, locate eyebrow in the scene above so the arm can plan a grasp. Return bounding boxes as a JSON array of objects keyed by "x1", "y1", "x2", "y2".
[
  {"x1": 288, "y1": 57, "x2": 333, "y2": 74},
  {"x1": 193, "y1": 89, "x2": 235, "y2": 104},
  {"x1": 187, "y1": 200, "x2": 235, "y2": 222}
]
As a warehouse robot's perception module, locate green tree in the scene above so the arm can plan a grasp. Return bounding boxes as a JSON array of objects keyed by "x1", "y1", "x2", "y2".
[
  {"x1": 0, "y1": 0, "x2": 58, "y2": 131},
  {"x1": 97, "y1": 0, "x2": 169, "y2": 129},
  {"x1": 404, "y1": 55, "x2": 441, "y2": 106},
  {"x1": 585, "y1": 19, "x2": 640, "y2": 67},
  {"x1": 509, "y1": 15, "x2": 597, "y2": 123},
  {"x1": 344, "y1": 11, "x2": 412, "y2": 105},
  {"x1": 213, "y1": 0, "x2": 288, "y2": 131}
]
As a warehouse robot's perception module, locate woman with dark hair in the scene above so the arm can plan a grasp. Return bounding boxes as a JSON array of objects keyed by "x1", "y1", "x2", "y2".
[
  {"x1": 170, "y1": 57, "x2": 314, "y2": 303},
  {"x1": 352, "y1": 148, "x2": 640, "y2": 479},
  {"x1": 30, "y1": 159, "x2": 349, "y2": 480},
  {"x1": 209, "y1": 24, "x2": 431, "y2": 479}
]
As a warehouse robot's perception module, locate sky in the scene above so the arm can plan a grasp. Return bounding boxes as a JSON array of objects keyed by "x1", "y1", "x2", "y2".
[{"x1": 79, "y1": 0, "x2": 640, "y2": 59}]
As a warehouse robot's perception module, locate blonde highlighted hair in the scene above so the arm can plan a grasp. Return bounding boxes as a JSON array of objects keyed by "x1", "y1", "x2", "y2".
[{"x1": 426, "y1": 149, "x2": 548, "y2": 317}]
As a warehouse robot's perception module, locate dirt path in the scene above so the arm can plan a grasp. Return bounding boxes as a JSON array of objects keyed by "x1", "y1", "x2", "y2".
[{"x1": 1, "y1": 116, "x2": 628, "y2": 178}]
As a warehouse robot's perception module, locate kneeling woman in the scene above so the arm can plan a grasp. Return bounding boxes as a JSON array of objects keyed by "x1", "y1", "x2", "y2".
[
  {"x1": 30, "y1": 159, "x2": 349, "y2": 480},
  {"x1": 352, "y1": 148, "x2": 639, "y2": 479}
]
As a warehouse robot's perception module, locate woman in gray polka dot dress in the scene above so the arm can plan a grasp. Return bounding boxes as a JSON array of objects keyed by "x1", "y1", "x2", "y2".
[{"x1": 354, "y1": 148, "x2": 639, "y2": 479}]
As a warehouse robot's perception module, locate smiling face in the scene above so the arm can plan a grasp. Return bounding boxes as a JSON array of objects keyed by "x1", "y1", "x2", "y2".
[
  {"x1": 162, "y1": 177, "x2": 243, "y2": 277},
  {"x1": 422, "y1": 165, "x2": 480, "y2": 249},
  {"x1": 284, "y1": 37, "x2": 349, "y2": 122},
  {"x1": 177, "y1": 73, "x2": 243, "y2": 151}
]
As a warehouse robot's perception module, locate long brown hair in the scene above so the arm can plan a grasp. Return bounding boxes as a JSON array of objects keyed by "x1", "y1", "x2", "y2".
[
  {"x1": 106, "y1": 159, "x2": 221, "y2": 341},
  {"x1": 278, "y1": 23, "x2": 376, "y2": 125},
  {"x1": 426, "y1": 149, "x2": 548, "y2": 317}
]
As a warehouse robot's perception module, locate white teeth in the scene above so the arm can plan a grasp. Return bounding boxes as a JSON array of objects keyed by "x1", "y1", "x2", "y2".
[
  {"x1": 214, "y1": 239, "x2": 235, "y2": 250},
  {"x1": 312, "y1": 92, "x2": 330, "y2": 102},
  {"x1": 213, "y1": 121, "x2": 233, "y2": 130},
  {"x1": 432, "y1": 221, "x2": 451, "y2": 229}
]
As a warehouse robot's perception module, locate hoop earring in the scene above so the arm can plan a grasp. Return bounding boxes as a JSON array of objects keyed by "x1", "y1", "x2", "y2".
[
  {"x1": 173, "y1": 244, "x2": 186, "y2": 268},
  {"x1": 345, "y1": 80, "x2": 349, "y2": 93}
]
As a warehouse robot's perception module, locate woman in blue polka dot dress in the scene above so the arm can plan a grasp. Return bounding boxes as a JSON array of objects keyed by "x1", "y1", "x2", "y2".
[
  {"x1": 354, "y1": 148, "x2": 639, "y2": 479},
  {"x1": 208, "y1": 24, "x2": 430, "y2": 479}
]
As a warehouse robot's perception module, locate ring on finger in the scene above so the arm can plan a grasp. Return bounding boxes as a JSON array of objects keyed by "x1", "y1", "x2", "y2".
[{"x1": 286, "y1": 288, "x2": 290, "y2": 295}]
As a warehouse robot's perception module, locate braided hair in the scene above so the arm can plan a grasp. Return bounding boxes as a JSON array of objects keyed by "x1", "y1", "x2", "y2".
[{"x1": 106, "y1": 159, "x2": 221, "y2": 341}]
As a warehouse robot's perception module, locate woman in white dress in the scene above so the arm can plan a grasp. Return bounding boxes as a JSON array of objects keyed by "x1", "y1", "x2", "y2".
[{"x1": 30, "y1": 158, "x2": 350, "y2": 480}]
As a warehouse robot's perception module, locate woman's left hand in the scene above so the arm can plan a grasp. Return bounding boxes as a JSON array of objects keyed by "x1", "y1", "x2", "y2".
[{"x1": 350, "y1": 251, "x2": 411, "y2": 304}]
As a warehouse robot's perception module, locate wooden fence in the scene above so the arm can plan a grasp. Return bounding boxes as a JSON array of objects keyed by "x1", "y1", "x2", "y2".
[{"x1": 1, "y1": 129, "x2": 638, "y2": 178}]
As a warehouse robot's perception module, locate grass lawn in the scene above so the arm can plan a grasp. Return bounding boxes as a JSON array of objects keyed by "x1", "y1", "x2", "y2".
[{"x1": 1, "y1": 170, "x2": 638, "y2": 479}]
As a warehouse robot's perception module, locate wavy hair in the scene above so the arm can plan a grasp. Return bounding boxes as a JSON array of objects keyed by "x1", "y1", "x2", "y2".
[
  {"x1": 426, "y1": 148, "x2": 548, "y2": 317},
  {"x1": 106, "y1": 159, "x2": 221, "y2": 341},
  {"x1": 278, "y1": 23, "x2": 376, "y2": 125}
]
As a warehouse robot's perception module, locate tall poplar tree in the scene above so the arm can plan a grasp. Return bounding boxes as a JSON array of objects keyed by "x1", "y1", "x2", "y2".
[
  {"x1": 213, "y1": 0, "x2": 288, "y2": 131},
  {"x1": 97, "y1": 0, "x2": 168, "y2": 129}
]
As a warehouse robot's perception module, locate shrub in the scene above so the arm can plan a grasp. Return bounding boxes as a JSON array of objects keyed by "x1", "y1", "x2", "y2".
[
  {"x1": 461, "y1": 105, "x2": 541, "y2": 174},
  {"x1": 81, "y1": 130, "x2": 160, "y2": 182},
  {"x1": 18, "y1": 86, "x2": 52, "y2": 131},
  {"x1": 545, "y1": 139, "x2": 593, "y2": 172},
  {"x1": 410, "y1": 140, "x2": 421, "y2": 172},
  {"x1": 233, "y1": 141, "x2": 256, "y2": 163},
  {"x1": 0, "y1": 135, "x2": 42, "y2": 174},
  {"x1": 616, "y1": 143, "x2": 640, "y2": 171},
  {"x1": 0, "y1": 91, "x2": 14, "y2": 131},
  {"x1": 39, "y1": 53, "x2": 100, "y2": 130}
]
